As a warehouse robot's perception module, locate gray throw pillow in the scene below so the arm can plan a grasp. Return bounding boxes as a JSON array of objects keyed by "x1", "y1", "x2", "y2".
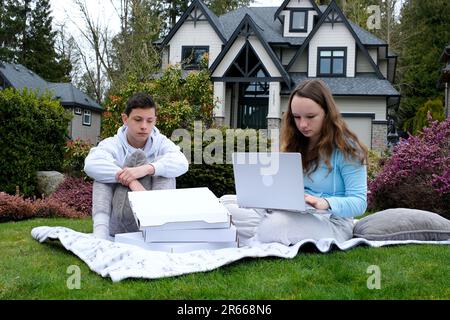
[{"x1": 353, "y1": 208, "x2": 450, "y2": 241}]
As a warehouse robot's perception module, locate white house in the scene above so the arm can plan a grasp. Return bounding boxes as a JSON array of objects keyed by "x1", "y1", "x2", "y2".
[{"x1": 158, "y1": 0, "x2": 400, "y2": 151}]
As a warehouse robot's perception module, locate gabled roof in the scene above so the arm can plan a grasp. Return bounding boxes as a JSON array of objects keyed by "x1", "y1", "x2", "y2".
[
  {"x1": 0, "y1": 62, "x2": 48, "y2": 93},
  {"x1": 0, "y1": 61, "x2": 102, "y2": 111},
  {"x1": 209, "y1": 14, "x2": 291, "y2": 86},
  {"x1": 160, "y1": 0, "x2": 226, "y2": 47},
  {"x1": 274, "y1": 0, "x2": 321, "y2": 21},
  {"x1": 348, "y1": 21, "x2": 386, "y2": 46},
  {"x1": 158, "y1": 2, "x2": 389, "y2": 48},
  {"x1": 217, "y1": 5, "x2": 387, "y2": 47},
  {"x1": 47, "y1": 83, "x2": 102, "y2": 111},
  {"x1": 286, "y1": 0, "x2": 384, "y2": 78},
  {"x1": 317, "y1": 5, "x2": 387, "y2": 46},
  {"x1": 219, "y1": 7, "x2": 306, "y2": 46}
]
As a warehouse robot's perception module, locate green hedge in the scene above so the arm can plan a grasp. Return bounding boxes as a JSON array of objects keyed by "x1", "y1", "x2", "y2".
[{"x1": 0, "y1": 88, "x2": 72, "y2": 195}]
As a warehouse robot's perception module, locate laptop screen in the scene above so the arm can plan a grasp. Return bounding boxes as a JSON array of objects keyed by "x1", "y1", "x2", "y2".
[{"x1": 232, "y1": 152, "x2": 307, "y2": 212}]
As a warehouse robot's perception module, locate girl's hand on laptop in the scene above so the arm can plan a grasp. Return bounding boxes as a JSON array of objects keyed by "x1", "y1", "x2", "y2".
[{"x1": 305, "y1": 194, "x2": 330, "y2": 210}]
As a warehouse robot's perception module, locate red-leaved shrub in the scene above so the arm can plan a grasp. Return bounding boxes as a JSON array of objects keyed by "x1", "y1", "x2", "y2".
[
  {"x1": 0, "y1": 192, "x2": 35, "y2": 222},
  {"x1": 0, "y1": 192, "x2": 87, "y2": 222},
  {"x1": 368, "y1": 117, "x2": 450, "y2": 219},
  {"x1": 48, "y1": 176, "x2": 93, "y2": 216}
]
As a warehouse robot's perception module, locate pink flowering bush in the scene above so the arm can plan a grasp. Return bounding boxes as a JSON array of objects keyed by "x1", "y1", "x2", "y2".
[{"x1": 368, "y1": 117, "x2": 450, "y2": 219}]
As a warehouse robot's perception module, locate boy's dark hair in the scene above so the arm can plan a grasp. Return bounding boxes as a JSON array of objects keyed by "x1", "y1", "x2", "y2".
[{"x1": 124, "y1": 92, "x2": 156, "y2": 116}]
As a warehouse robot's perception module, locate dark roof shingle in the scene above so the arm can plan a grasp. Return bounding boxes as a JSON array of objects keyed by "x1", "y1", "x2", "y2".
[
  {"x1": 288, "y1": 73, "x2": 400, "y2": 96},
  {"x1": 219, "y1": 7, "x2": 306, "y2": 45},
  {"x1": 0, "y1": 62, "x2": 102, "y2": 111},
  {"x1": 217, "y1": 5, "x2": 387, "y2": 46}
]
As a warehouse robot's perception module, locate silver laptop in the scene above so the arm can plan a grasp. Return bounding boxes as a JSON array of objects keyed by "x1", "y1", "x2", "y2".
[{"x1": 232, "y1": 152, "x2": 311, "y2": 212}]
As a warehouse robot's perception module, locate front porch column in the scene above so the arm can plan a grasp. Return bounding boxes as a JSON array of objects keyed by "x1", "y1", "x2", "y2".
[
  {"x1": 213, "y1": 82, "x2": 226, "y2": 127},
  {"x1": 267, "y1": 82, "x2": 281, "y2": 130}
]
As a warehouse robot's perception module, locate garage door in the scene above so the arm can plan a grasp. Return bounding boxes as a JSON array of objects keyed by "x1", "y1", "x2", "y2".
[{"x1": 342, "y1": 116, "x2": 372, "y2": 149}]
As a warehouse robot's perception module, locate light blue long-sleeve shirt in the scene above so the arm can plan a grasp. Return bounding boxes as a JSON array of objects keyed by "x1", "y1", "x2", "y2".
[{"x1": 304, "y1": 148, "x2": 367, "y2": 218}]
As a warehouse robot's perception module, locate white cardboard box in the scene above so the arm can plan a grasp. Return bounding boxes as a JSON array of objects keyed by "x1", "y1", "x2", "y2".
[
  {"x1": 128, "y1": 187, "x2": 231, "y2": 231},
  {"x1": 115, "y1": 232, "x2": 238, "y2": 253},
  {"x1": 143, "y1": 224, "x2": 238, "y2": 243}
]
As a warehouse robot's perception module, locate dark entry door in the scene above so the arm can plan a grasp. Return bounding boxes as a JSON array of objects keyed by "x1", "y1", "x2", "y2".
[{"x1": 237, "y1": 98, "x2": 268, "y2": 129}]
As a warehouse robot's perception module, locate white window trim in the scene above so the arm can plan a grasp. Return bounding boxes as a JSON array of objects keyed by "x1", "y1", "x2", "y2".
[
  {"x1": 83, "y1": 110, "x2": 92, "y2": 126},
  {"x1": 74, "y1": 107, "x2": 82, "y2": 115}
]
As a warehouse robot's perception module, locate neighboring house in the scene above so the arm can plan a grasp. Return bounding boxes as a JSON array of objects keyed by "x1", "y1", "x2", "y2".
[
  {"x1": 0, "y1": 61, "x2": 103, "y2": 144},
  {"x1": 439, "y1": 44, "x2": 450, "y2": 118},
  {"x1": 158, "y1": 0, "x2": 400, "y2": 151}
]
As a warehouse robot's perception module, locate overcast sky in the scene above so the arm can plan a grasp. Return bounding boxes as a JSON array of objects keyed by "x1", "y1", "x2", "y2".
[{"x1": 48, "y1": 0, "x2": 285, "y2": 79}]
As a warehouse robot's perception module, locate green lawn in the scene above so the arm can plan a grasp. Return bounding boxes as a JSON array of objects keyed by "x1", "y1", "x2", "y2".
[{"x1": 0, "y1": 218, "x2": 449, "y2": 300}]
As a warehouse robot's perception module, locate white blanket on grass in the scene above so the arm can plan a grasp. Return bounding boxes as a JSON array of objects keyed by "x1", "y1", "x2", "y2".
[{"x1": 31, "y1": 226, "x2": 450, "y2": 282}]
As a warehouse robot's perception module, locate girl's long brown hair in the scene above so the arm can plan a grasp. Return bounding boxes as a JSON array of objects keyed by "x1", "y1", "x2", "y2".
[{"x1": 281, "y1": 79, "x2": 368, "y2": 174}]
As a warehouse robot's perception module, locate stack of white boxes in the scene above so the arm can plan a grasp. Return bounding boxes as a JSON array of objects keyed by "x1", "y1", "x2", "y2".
[{"x1": 115, "y1": 187, "x2": 238, "y2": 253}]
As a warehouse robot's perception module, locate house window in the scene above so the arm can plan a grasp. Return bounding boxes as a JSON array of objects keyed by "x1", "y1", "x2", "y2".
[
  {"x1": 74, "y1": 107, "x2": 82, "y2": 115},
  {"x1": 290, "y1": 9, "x2": 308, "y2": 32},
  {"x1": 83, "y1": 110, "x2": 91, "y2": 126},
  {"x1": 318, "y1": 48, "x2": 347, "y2": 76},
  {"x1": 181, "y1": 46, "x2": 209, "y2": 69}
]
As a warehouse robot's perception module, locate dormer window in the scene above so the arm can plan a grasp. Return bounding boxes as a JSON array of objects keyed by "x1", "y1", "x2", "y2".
[
  {"x1": 289, "y1": 9, "x2": 308, "y2": 32},
  {"x1": 318, "y1": 47, "x2": 347, "y2": 77}
]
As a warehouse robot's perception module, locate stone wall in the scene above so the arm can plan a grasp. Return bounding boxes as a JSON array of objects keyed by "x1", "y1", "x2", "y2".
[
  {"x1": 372, "y1": 123, "x2": 387, "y2": 152},
  {"x1": 267, "y1": 118, "x2": 281, "y2": 131}
]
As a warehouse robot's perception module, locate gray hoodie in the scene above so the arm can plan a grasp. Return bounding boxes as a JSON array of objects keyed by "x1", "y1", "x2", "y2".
[{"x1": 84, "y1": 126, "x2": 188, "y2": 183}]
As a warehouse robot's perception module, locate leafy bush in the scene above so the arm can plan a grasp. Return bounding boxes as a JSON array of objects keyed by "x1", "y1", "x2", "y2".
[
  {"x1": 48, "y1": 176, "x2": 93, "y2": 215},
  {"x1": 368, "y1": 117, "x2": 450, "y2": 219},
  {"x1": 0, "y1": 192, "x2": 86, "y2": 222},
  {"x1": 101, "y1": 65, "x2": 214, "y2": 139},
  {"x1": 0, "y1": 88, "x2": 72, "y2": 196},
  {"x1": 176, "y1": 127, "x2": 273, "y2": 197},
  {"x1": 367, "y1": 149, "x2": 389, "y2": 182},
  {"x1": 62, "y1": 138, "x2": 92, "y2": 179}
]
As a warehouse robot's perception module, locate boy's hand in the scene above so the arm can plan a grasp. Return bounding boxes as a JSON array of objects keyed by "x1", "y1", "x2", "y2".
[
  {"x1": 116, "y1": 164, "x2": 155, "y2": 186},
  {"x1": 128, "y1": 180, "x2": 146, "y2": 191}
]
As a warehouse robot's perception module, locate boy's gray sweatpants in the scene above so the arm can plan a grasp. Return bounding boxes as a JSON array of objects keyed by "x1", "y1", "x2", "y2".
[{"x1": 92, "y1": 150, "x2": 175, "y2": 239}]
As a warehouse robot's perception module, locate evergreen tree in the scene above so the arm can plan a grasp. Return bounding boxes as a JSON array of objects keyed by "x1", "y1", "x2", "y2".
[
  {"x1": 0, "y1": 0, "x2": 26, "y2": 62},
  {"x1": 18, "y1": 0, "x2": 71, "y2": 82},
  {"x1": 205, "y1": 0, "x2": 254, "y2": 16},
  {"x1": 395, "y1": 0, "x2": 450, "y2": 132}
]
